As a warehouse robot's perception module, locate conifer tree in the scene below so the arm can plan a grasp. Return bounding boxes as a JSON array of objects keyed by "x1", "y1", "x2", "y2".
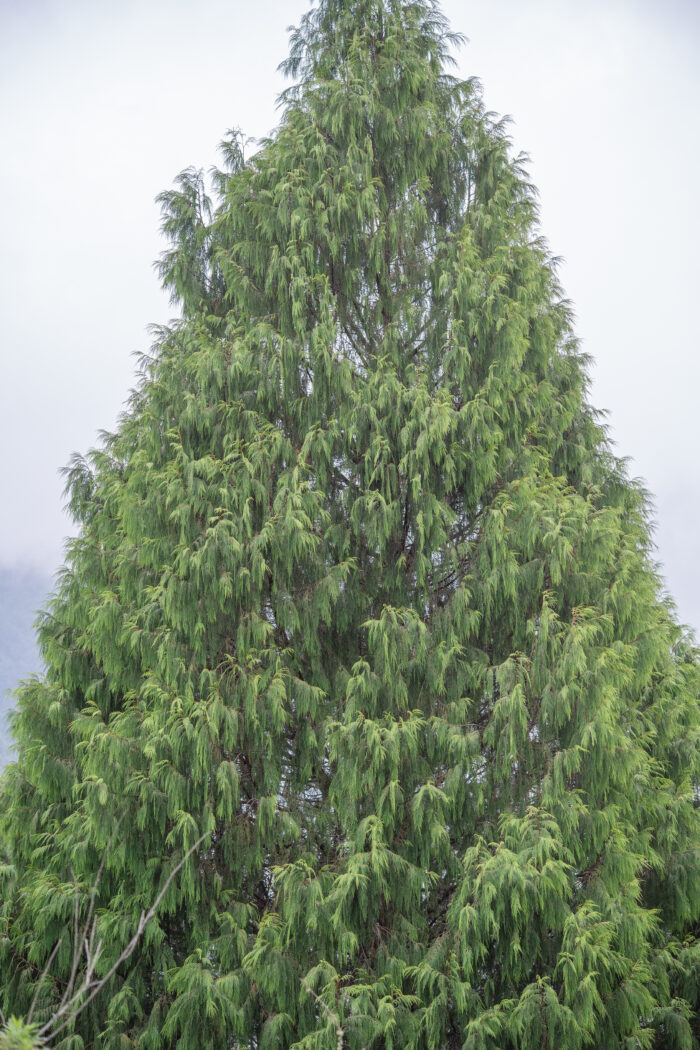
[{"x1": 2, "y1": 1, "x2": 699, "y2": 1048}]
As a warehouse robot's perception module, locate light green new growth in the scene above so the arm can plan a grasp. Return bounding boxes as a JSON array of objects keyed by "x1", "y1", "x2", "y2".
[{"x1": 2, "y1": 2, "x2": 699, "y2": 1048}]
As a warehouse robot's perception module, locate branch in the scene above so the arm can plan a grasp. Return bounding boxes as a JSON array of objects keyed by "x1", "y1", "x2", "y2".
[
  {"x1": 55, "y1": 819, "x2": 123, "y2": 1021},
  {"x1": 26, "y1": 938, "x2": 63, "y2": 1025},
  {"x1": 38, "y1": 832, "x2": 208, "y2": 1041},
  {"x1": 301, "y1": 977, "x2": 344, "y2": 1050}
]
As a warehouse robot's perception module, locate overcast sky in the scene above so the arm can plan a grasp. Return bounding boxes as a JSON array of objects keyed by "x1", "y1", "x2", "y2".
[{"x1": 1, "y1": 0, "x2": 698, "y2": 635}]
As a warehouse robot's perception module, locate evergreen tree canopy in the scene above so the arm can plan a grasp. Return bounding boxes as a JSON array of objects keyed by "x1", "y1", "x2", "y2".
[{"x1": 2, "y1": 1, "x2": 699, "y2": 1048}]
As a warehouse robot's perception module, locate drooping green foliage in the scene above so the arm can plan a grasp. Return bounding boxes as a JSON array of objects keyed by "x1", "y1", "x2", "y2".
[{"x1": 2, "y1": 2, "x2": 699, "y2": 1048}]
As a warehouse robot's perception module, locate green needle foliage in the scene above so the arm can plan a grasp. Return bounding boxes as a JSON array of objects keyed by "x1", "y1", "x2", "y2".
[{"x1": 2, "y1": 1, "x2": 699, "y2": 1048}]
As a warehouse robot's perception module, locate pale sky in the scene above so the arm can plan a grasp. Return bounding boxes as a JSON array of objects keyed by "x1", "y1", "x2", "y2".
[{"x1": 1, "y1": 0, "x2": 698, "y2": 634}]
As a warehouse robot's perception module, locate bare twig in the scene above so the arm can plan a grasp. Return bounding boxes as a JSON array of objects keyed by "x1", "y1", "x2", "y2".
[
  {"x1": 64, "y1": 878, "x2": 82, "y2": 1005},
  {"x1": 301, "y1": 977, "x2": 344, "y2": 1050},
  {"x1": 46, "y1": 819, "x2": 125, "y2": 1026},
  {"x1": 38, "y1": 831, "x2": 208, "y2": 1041},
  {"x1": 26, "y1": 937, "x2": 63, "y2": 1025}
]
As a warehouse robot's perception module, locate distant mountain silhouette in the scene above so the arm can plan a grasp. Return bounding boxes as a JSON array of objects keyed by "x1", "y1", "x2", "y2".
[{"x1": 0, "y1": 566, "x2": 51, "y2": 769}]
